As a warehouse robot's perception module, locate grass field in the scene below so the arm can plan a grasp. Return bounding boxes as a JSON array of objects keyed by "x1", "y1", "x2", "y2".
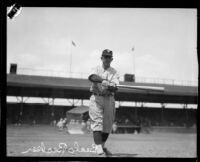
[{"x1": 6, "y1": 125, "x2": 197, "y2": 157}]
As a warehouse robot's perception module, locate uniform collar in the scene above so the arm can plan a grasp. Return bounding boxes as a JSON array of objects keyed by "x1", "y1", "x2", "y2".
[{"x1": 101, "y1": 65, "x2": 111, "y2": 71}]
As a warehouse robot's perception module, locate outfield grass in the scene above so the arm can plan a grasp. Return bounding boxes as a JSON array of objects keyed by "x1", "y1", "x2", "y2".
[{"x1": 6, "y1": 124, "x2": 196, "y2": 157}]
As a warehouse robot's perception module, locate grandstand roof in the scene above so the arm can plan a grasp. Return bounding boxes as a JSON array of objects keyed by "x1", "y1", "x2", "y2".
[{"x1": 7, "y1": 74, "x2": 198, "y2": 104}]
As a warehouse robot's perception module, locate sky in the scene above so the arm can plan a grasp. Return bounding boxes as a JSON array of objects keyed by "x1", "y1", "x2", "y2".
[
  {"x1": 7, "y1": 7, "x2": 198, "y2": 108},
  {"x1": 7, "y1": 8, "x2": 198, "y2": 84}
]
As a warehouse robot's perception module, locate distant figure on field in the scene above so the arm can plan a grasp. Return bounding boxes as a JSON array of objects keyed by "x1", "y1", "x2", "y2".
[
  {"x1": 112, "y1": 122, "x2": 117, "y2": 134},
  {"x1": 57, "y1": 118, "x2": 64, "y2": 130}
]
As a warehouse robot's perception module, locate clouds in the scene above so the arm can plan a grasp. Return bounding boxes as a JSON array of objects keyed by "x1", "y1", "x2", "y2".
[
  {"x1": 135, "y1": 54, "x2": 170, "y2": 78},
  {"x1": 111, "y1": 52, "x2": 171, "y2": 80},
  {"x1": 71, "y1": 49, "x2": 101, "y2": 73},
  {"x1": 7, "y1": 35, "x2": 71, "y2": 69},
  {"x1": 7, "y1": 8, "x2": 198, "y2": 83}
]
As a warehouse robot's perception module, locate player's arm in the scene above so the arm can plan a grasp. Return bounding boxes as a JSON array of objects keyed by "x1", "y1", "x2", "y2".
[
  {"x1": 88, "y1": 74, "x2": 114, "y2": 90},
  {"x1": 88, "y1": 67, "x2": 105, "y2": 83},
  {"x1": 110, "y1": 71, "x2": 120, "y2": 86},
  {"x1": 88, "y1": 74, "x2": 104, "y2": 83}
]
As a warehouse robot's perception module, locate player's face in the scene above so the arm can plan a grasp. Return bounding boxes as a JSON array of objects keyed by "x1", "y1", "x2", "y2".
[{"x1": 101, "y1": 56, "x2": 113, "y2": 67}]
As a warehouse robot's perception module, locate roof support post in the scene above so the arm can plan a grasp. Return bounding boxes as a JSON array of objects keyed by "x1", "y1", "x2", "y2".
[
  {"x1": 18, "y1": 96, "x2": 24, "y2": 124},
  {"x1": 50, "y1": 98, "x2": 55, "y2": 125},
  {"x1": 184, "y1": 104, "x2": 188, "y2": 127},
  {"x1": 161, "y1": 103, "x2": 165, "y2": 126},
  {"x1": 135, "y1": 102, "x2": 138, "y2": 121}
]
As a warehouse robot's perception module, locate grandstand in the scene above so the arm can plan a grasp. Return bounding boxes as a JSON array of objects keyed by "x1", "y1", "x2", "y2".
[{"x1": 6, "y1": 69, "x2": 198, "y2": 133}]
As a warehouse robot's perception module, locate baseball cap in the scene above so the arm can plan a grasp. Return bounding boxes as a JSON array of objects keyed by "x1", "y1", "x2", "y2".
[{"x1": 102, "y1": 49, "x2": 113, "y2": 57}]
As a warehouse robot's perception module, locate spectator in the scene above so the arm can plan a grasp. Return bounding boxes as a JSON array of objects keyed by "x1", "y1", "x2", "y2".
[
  {"x1": 53, "y1": 120, "x2": 57, "y2": 127},
  {"x1": 69, "y1": 119, "x2": 73, "y2": 125},
  {"x1": 71, "y1": 119, "x2": 75, "y2": 124},
  {"x1": 57, "y1": 118, "x2": 64, "y2": 131},
  {"x1": 136, "y1": 119, "x2": 141, "y2": 126},
  {"x1": 81, "y1": 120, "x2": 86, "y2": 126},
  {"x1": 75, "y1": 120, "x2": 80, "y2": 125},
  {"x1": 112, "y1": 122, "x2": 117, "y2": 134},
  {"x1": 69, "y1": 119, "x2": 72, "y2": 124},
  {"x1": 63, "y1": 118, "x2": 67, "y2": 128},
  {"x1": 125, "y1": 118, "x2": 129, "y2": 125},
  {"x1": 50, "y1": 112, "x2": 55, "y2": 126},
  {"x1": 81, "y1": 120, "x2": 87, "y2": 131},
  {"x1": 15, "y1": 111, "x2": 23, "y2": 126},
  {"x1": 32, "y1": 119, "x2": 36, "y2": 126},
  {"x1": 86, "y1": 119, "x2": 91, "y2": 132}
]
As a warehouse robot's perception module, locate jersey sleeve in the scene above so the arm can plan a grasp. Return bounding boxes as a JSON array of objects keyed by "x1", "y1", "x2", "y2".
[
  {"x1": 110, "y1": 71, "x2": 120, "y2": 85},
  {"x1": 88, "y1": 66, "x2": 101, "y2": 93}
]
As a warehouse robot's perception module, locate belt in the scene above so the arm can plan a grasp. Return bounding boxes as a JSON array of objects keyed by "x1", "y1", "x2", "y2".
[{"x1": 92, "y1": 92, "x2": 113, "y2": 96}]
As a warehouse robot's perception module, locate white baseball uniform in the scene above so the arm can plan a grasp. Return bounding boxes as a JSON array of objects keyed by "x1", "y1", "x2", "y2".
[{"x1": 89, "y1": 65, "x2": 120, "y2": 133}]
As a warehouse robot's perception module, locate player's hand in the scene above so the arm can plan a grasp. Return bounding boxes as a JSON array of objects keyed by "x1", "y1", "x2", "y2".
[
  {"x1": 102, "y1": 80, "x2": 110, "y2": 87},
  {"x1": 107, "y1": 82, "x2": 118, "y2": 92},
  {"x1": 107, "y1": 85, "x2": 118, "y2": 92},
  {"x1": 109, "y1": 82, "x2": 116, "y2": 87}
]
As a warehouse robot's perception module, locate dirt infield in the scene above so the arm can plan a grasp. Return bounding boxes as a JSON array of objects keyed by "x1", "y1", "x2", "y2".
[{"x1": 6, "y1": 125, "x2": 196, "y2": 157}]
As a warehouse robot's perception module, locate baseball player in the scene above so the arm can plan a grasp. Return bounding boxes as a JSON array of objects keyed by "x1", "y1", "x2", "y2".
[
  {"x1": 57, "y1": 118, "x2": 64, "y2": 130},
  {"x1": 88, "y1": 49, "x2": 120, "y2": 155}
]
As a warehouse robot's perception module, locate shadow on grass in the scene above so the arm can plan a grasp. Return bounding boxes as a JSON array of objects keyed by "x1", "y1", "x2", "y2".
[{"x1": 106, "y1": 153, "x2": 138, "y2": 157}]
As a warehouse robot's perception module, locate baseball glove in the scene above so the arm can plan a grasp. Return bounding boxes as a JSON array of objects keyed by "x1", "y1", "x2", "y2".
[{"x1": 88, "y1": 74, "x2": 104, "y2": 83}]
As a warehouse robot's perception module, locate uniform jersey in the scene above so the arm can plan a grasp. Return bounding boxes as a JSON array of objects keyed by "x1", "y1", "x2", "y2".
[
  {"x1": 89, "y1": 65, "x2": 120, "y2": 133},
  {"x1": 89, "y1": 65, "x2": 120, "y2": 95}
]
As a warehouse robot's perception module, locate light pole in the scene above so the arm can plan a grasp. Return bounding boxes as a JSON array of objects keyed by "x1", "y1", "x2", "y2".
[
  {"x1": 69, "y1": 42, "x2": 72, "y2": 78},
  {"x1": 131, "y1": 46, "x2": 135, "y2": 80},
  {"x1": 69, "y1": 40, "x2": 76, "y2": 78}
]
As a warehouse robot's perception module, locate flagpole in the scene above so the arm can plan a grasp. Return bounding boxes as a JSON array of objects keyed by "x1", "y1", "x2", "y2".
[
  {"x1": 69, "y1": 41, "x2": 72, "y2": 78},
  {"x1": 69, "y1": 40, "x2": 76, "y2": 78},
  {"x1": 132, "y1": 47, "x2": 135, "y2": 75}
]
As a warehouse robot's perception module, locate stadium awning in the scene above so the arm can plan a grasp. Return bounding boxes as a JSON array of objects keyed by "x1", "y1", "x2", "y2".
[{"x1": 66, "y1": 106, "x2": 89, "y2": 114}]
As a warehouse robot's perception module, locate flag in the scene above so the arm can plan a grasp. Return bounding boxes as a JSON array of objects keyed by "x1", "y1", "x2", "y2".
[{"x1": 72, "y1": 41, "x2": 76, "y2": 47}]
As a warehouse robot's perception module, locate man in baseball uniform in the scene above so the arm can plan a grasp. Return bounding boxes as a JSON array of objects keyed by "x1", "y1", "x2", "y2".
[{"x1": 88, "y1": 49, "x2": 120, "y2": 155}]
